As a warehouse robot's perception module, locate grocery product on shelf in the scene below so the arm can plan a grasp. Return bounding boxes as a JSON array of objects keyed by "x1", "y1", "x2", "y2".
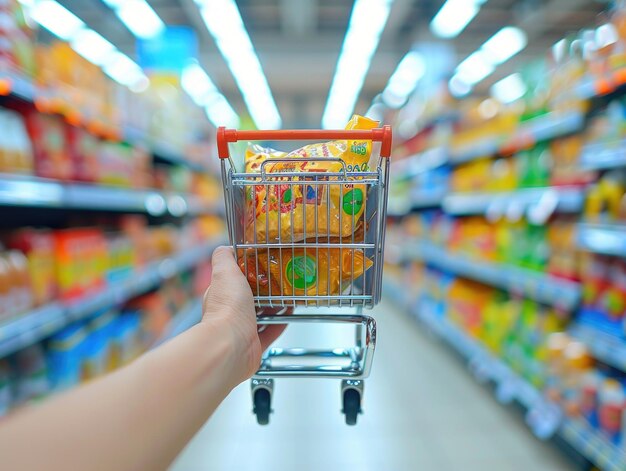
[
  {"x1": 0, "y1": 0, "x2": 36, "y2": 77},
  {"x1": 2, "y1": 261, "x2": 211, "y2": 414}
]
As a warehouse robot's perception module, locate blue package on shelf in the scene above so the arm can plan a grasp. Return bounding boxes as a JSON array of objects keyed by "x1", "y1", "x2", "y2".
[
  {"x1": 47, "y1": 324, "x2": 87, "y2": 391},
  {"x1": 578, "y1": 307, "x2": 625, "y2": 339}
]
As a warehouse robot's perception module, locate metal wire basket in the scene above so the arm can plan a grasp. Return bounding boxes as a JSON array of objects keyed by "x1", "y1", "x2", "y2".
[{"x1": 217, "y1": 126, "x2": 392, "y2": 309}]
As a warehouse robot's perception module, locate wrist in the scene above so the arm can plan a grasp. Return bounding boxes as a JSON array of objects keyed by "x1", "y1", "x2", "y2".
[{"x1": 194, "y1": 315, "x2": 261, "y2": 386}]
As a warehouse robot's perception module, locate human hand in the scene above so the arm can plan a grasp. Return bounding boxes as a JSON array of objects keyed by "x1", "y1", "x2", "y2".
[{"x1": 202, "y1": 246, "x2": 288, "y2": 383}]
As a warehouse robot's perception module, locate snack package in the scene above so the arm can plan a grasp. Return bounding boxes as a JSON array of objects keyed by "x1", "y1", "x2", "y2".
[
  {"x1": 238, "y1": 248, "x2": 373, "y2": 298},
  {"x1": 244, "y1": 115, "x2": 378, "y2": 243}
]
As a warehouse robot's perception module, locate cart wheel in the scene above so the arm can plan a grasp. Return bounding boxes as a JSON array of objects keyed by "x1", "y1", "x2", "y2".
[
  {"x1": 253, "y1": 388, "x2": 271, "y2": 425},
  {"x1": 342, "y1": 388, "x2": 361, "y2": 426}
]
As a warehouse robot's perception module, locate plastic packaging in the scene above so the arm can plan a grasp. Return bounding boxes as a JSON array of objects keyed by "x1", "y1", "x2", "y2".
[
  {"x1": 239, "y1": 248, "x2": 373, "y2": 298},
  {"x1": 243, "y1": 115, "x2": 378, "y2": 243}
]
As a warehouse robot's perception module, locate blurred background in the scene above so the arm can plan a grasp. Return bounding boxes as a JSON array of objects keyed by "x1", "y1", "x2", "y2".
[{"x1": 2, "y1": 0, "x2": 626, "y2": 470}]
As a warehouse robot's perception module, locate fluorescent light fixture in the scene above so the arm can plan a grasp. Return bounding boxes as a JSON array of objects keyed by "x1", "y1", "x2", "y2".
[
  {"x1": 103, "y1": 51, "x2": 148, "y2": 89},
  {"x1": 181, "y1": 62, "x2": 240, "y2": 128},
  {"x1": 455, "y1": 50, "x2": 494, "y2": 85},
  {"x1": 596, "y1": 23, "x2": 618, "y2": 49},
  {"x1": 430, "y1": 0, "x2": 485, "y2": 39},
  {"x1": 449, "y1": 74, "x2": 471, "y2": 97},
  {"x1": 195, "y1": 0, "x2": 280, "y2": 129},
  {"x1": 30, "y1": 0, "x2": 85, "y2": 40},
  {"x1": 101, "y1": 0, "x2": 164, "y2": 39},
  {"x1": 382, "y1": 51, "x2": 425, "y2": 109},
  {"x1": 491, "y1": 73, "x2": 527, "y2": 103},
  {"x1": 205, "y1": 96, "x2": 239, "y2": 128},
  {"x1": 321, "y1": 0, "x2": 394, "y2": 129},
  {"x1": 481, "y1": 27, "x2": 527, "y2": 65},
  {"x1": 70, "y1": 29, "x2": 116, "y2": 65}
]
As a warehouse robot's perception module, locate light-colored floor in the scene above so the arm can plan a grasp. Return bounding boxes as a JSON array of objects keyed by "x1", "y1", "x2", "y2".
[{"x1": 170, "y1": 300, "x2": 575, "y2": 471}]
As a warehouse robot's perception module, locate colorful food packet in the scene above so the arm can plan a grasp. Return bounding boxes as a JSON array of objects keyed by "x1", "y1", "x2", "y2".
[
  {"x1": 238, "y1": 248, "x2": 373, "y2": 298},
  {"x1": 243, "y1": 114, "x2": 378, "y2": 243}
]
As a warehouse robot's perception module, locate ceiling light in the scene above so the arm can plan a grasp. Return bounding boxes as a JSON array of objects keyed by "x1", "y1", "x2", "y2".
[
  {"x1": 455, "y1": 50, "x2": 495, "y2": 85},
  {"x1": 491, "y1": 73, "x2": 527, "y2": 103},
  {"x1": 430, "y1": 0, "x2": 486, "y2": 39},
  {"x1": 181, "y1": 62, "x2": 240, "y2": 128},
  {"x1": 481, "y1": 27, "x2": 527, "y2": 65},
  {"x1": 195, "y1": 0, "x2": 280, "y2": 129},
  {"x1": 449, "y1": 75, "x2": 472, "y2": 97},
  {"x1": 70, "y1": 29, "x2": 116, "y2": 65},
  {"x1": 29, "y1": 0, "x2": 85, "y2": 40},
  {"x1": 103, "y1": 51, "x2": 148, "y2": 88},
  {"x1": 382, "y1": 51, "x2": 424, "y2": 109},
  {"x1": 596, "y1": 23, "x2": 618, "y2": 49},
  {"x1": 102, "y1": 0, "x2": 164, "y2": 39},
  {"x1": 322, "y1": 0, "x2": 394, "y2": 129}
]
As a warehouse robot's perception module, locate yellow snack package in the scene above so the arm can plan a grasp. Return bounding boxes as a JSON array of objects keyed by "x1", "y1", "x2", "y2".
[
  {"x1": 238, "y1": 248, "x2": 373, "y2": 298},
  {"x1": 243, "y1": 115, "x2": 379, "y2": 243}
]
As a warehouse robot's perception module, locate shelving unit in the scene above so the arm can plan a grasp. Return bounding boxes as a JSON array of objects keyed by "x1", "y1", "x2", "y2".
[
  {"x1": 560, "y1": 418, "x2": 626, "y2": 471},
  {"x1": 570, "y1": 323, "x2": 626, "y2": 372},
  {"x1": 410, "y1": 187, "x2": 446, "y2": 209},
  {"x1": 577, "y1": 223, "x2": 626, "y2": 257},
  {"x1": 576, "y1": 68, "x2": 626, "y2": 100},
  {"x1": 386, "y1": 277, "x2": 626, "y2": 469},
  {"x1": 442, "y1": 187, "x2": 585, "y2": 217},
  {"x1": 0, "y1": 239, "x2": 222, "y2": 358},
  {"x1": 0, "y1": 73, "x2": 209, "y2": 173},
  {"x1": 402, "y1": 239, "x2": 581, "y2": 311},
  {"x1": 580, "y1": 140, "x2": 626, "y2": 171},
  {"x1": 449, "y1": 112, "x2": 585, "y2": 164},
  {"x1": 0, "y1": 173, "x2": 219, "y2": 216}
]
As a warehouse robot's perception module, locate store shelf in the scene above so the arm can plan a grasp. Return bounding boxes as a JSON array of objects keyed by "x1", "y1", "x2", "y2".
[
  {"x1": 0, "y1": 240, "x2": 221, "y2": 358},
  {"x1": 560, "y1": 418, "x2": 626, "y2": 471},
  {"x1": 152, "y1": 298, "x2": 203, "y2": 348},
  {"x1": 577, "y1": 223, "x2": 626, "y2": 257},
  {"x1": 410, "y1": 187, "x2": 446, "y2": 209},
  {"x1": 443, "y1": 187, "x2": 585, "y2": 217},
  {"x1": 0, "y1": 174, "x2": 219, "y2": 216},
  {"x1": 405, "y1": 239, "x2": 582, "y2": 311},
  {"x1": 580, "y1": 140, "x2": 626, "y2": 171},
  {"x1": 386, "y1": 277, "x2": 626, "y2": 468},
  {"x1": 407, "y1": 293, "x2": 563, "y2": 440},
  {"x1": 570, "y1": 323, "x2": 626, "y2": 371},
  {"x1": 0, "y1": 73, "x2": 207, "y2": 173},
  {"x1": 450, "y1": 112, "x2": 585, "y2": 164},
  {"x1": 576, "y1": 68, "x2": 626, "y2": 100}
]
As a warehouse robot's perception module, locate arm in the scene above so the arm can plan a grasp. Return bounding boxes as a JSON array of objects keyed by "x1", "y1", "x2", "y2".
[{"x1": 0, "y1": 246, "x2": 285, "y2": 471}]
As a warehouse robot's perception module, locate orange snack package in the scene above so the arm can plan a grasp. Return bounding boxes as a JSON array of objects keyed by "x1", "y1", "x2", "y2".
[{"x1": 238, "y1": 248, "x2": 373, "y2": 299}]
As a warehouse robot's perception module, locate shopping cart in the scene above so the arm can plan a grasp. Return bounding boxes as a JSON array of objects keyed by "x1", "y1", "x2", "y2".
[{"x1": 216, "y1": 126, "x2": 392, "y2": 425}]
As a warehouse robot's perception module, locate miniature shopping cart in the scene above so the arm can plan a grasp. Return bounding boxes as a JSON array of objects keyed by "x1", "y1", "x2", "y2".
[{"x1": 216, "y1": 126, "x2": 392, "y2": 425}]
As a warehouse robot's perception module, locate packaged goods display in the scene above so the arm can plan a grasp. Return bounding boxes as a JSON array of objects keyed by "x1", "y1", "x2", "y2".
[
  {"x1": 0, "y1": 262, "x2": 210, "y2": 413},
  {"x1": 385, "y1": 2, "x2": 626, "y2": 462},
  {"x1": 0, "y1": 215, "x2": 224, "y2": 320}
]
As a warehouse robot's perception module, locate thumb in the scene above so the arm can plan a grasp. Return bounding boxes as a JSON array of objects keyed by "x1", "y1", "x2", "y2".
[{"x1": 210, "y1": 245, "x2": 239, "y2": 277}]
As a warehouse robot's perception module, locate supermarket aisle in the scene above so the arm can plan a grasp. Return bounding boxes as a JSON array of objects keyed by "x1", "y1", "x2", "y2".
[{"x1": 171, "y1": 300, "x2": 574, "y2": 471}]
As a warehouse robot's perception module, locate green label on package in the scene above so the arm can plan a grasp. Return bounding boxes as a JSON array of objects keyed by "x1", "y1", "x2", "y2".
[
  {"x1": 285, "y1": 255, "x2": 316, "y2": 289},
  {"x1": 343, "y1": 188, "x2": 364, "y2": 215}
]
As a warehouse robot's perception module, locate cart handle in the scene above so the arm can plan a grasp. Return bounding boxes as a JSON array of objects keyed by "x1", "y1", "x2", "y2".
[{"x1": 216, "y1": 126, "x2": 392, "y2": 159}]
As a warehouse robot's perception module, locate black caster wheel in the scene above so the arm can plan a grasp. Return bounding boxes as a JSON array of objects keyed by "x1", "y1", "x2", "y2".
[
  {"x1": 342, "y1": 388, "x2": 362, "y2": 426},
  {"x1": 253, "y1": 388, "x2": 271, "y2": 425}
]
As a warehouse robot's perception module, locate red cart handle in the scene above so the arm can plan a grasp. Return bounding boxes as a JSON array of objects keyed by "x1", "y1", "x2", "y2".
[{"x1": 216, "y1": 125, "x2": 392, "y2": 159}]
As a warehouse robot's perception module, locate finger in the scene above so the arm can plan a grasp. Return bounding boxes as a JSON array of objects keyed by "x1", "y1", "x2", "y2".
[{"x1": 258, "y1": 323, "x2": 287, "y2": 351}]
